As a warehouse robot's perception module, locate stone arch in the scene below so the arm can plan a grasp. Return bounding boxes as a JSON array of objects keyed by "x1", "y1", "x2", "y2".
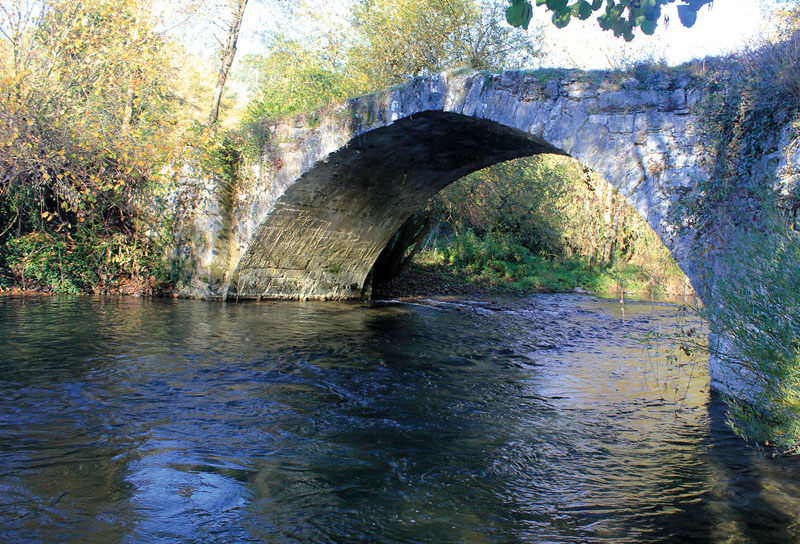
[
  {"x1": 183, "y1": 71, "x2": 707, "y2": 300},
  {"x1": 234, "y1": 112, "x2": 568, "y2": 299}
]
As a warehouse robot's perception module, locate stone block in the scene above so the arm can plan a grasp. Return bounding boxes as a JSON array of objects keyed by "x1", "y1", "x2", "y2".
[
  {"x1": 670, "y1": 89, "x2": 686, "y2": 110},
  {"x1": 500, "y1": 70, "x2": 518, "y2": 89},
  {"x1": 608, "y1": 114, "x2": 635, "y2": 134},
  {"x1": 588, "y1": 114, "x2": 608, "y2": 126},
  {"x1": 544, "y1": 80, "x2": 559, "y2": 100},
  {"x1": 598, "y1": 90, "x2": 662, "y2": 112}
]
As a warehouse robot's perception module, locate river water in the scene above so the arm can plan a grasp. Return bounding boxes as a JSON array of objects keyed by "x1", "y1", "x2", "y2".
[{"x1": 0, "y1": 294, "x2": 798, "y2": 543}]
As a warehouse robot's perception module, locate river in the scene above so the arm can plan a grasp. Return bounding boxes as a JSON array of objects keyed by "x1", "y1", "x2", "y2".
[{"x1": 1, "y1": 294, "x2": 798, "y2": 543}]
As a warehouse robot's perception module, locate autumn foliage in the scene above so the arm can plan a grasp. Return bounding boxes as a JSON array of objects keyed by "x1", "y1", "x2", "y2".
[{"x1": 0, "y1": 0, "x2": 179, "y2": 291}]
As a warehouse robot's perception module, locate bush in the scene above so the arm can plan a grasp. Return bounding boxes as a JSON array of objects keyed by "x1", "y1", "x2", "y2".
[
  {"x1": 6, "y1": 232, "x2": 99, "y2": 294},
  {"x1": 0, "y1": 0, "x2": 181, "y2": 294},
  {"x1": 739, "y1": 30, "x2": 800, "y2": 107},
  {"x1": 3, "y1": 228, "x2": 169, "y2": 294},
  {"x1": 706, "y1": 229, "x2": 800, "y2": 451},
  {"x1": 420, "y1": 227, "x2": 643, "y2": 293}
]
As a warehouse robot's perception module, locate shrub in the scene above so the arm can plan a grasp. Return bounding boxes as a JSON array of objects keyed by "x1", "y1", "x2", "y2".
[
  {"x1": 3, "y1": 227, "x2": 170, "y2": 294},
  {"x1": 706, "y1": 228, "x2": 800, "y2": 451},
  {"x1": 739, "y1": 30, "x2": 800, "y2": 107}
]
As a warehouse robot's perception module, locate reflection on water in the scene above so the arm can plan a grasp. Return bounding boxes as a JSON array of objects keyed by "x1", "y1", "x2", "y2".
[{"x1": 0, "y1": 295, "x2": 798, "y2": 543}]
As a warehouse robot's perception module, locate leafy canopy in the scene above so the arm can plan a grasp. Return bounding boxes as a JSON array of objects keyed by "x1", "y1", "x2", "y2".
[
  {"x1": 352, "y1": 0, "x2": 542, "y2": 88},
  {"x1": 244, "y1": 37, "x2": 359, "y2": 121},
  {"x1": 0, "y1": 0, "x2": 182, "y2": 291},
  {"x1": 506, "y1": 0, "x2": 713, "y2": 41},
  {"x1": 244, "y1": 0, "x2": 544, "y2": 122}
]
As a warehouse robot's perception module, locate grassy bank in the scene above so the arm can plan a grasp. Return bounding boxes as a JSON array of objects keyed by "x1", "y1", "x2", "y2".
[{"x1": 374, "y1": 228, "x2": 692, "y2": 299}]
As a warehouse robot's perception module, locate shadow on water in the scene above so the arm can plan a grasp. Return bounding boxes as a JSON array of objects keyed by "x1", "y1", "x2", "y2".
[
  {"x1": 622, "y1": 390, "x2": 800, "y2": 544},
  {"x1": 1, "y1": 295, "x2": 799, "y2": 543},
  {"x1": 696, "y1": 392, "x2": 798, "y2": 543}
]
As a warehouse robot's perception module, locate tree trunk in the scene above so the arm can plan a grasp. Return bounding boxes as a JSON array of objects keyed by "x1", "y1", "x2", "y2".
[{"x1": 208, "y1": 0, "x2": 249, "y2": 126}]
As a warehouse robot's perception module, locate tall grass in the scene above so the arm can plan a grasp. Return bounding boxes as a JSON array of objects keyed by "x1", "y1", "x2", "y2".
[
  {"x1": 738, "y1": 30, "x2": 800, "y2": 108},
  {"x1": 707, "y1": 228, "x2": 800, "y2": 452}
]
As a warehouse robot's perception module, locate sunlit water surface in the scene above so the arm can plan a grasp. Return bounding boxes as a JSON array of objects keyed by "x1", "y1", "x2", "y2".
[{"x1": 1, "y1": 295, "x2": 799, "y2": 543}]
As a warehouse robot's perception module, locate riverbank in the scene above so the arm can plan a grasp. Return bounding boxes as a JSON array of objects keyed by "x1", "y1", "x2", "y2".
[
  {"x1": 373, "y1": 257, "x2": 695, "y2": 301},
  {"x1": 0, "y1": 276, "x2": 174, "y2": 298},
  {"x1": 2, "y1": 257, "x2": 692, "y2": 301}
]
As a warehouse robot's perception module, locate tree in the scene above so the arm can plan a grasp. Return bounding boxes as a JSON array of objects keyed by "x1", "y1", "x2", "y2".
[
  {"x1": 456, "y1": 0, "x2": 545, "y2": 70},
  {"x1": 506, "y1": 0, "x2": 713, "y2": 41},
  {"x1": 243, "y1": 36, "x2": 358, "y2": 121},
  {"x1": 0, "y1": 0, "x2": 41, "y2": 74},
  {"x1": 208, "y1": 0, "x2": 248, "y2": 126},
  {"x1": 170, "y1": 0, "x2": 293, "y2": 126},
  {"x1": 350, "y1": 0, "x2": 542, "y2": 88},
  {"x1": 242, "y1": 0, "x2": 543, "y2": 120},
  {"x1": 1, "y1": 0, "x2": 175, "y2": 205},
  {"x1": 774, "y1": 2, "x2": 800, "y2": 33},
  {"x1": 0, "y1": 0, "x2": 180, "y2": 290}
]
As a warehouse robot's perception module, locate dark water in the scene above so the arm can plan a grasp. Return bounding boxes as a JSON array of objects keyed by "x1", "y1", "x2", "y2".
[{"x1": 0, "y1": 295, "x2": 798, "y2": 543}]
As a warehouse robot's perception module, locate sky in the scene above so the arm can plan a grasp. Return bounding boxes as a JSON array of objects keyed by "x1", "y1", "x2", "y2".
[
  {"x1": 231, "y1": 0, "x2": 776, "y2": 70},
  {"x1": 533, "y1": 0, "x2": 773, "y2": 69}
]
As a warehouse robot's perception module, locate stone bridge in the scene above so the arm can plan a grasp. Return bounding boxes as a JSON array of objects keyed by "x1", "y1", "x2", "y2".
[{"x1": 178, "y1": 69, "x2": 716, "y2": 301}]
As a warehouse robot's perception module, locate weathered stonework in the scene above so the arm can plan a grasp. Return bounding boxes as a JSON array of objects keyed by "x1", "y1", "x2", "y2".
[
  {"x1": 776, "y1": 124, "x2": 800, "y2": 210},
  {"x1": 176, "y1": 70, "x2": 712, "y2": 301}
]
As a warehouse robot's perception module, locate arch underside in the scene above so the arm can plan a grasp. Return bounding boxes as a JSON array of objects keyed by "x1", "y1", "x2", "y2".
[{"x1": 234, "y1": 112, "x2": 564, "y2": 300}]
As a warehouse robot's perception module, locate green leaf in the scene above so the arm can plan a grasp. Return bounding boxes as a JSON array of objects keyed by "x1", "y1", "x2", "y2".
[
  {"x1": 640, "y1": 18, "x2": 657, "y2": 34},
  {"x1": 553, "y1": 10, "x2": 571, "y2": 27},
  {"x1": 642, "y1": 0, "x2": 660, "y2": 20},
  {"x1": 611, "y1": 17, "x2": 628, "y2": 36},
  {"x1": 677, "y1": 4, "x2": 698, "y2": 27},
  {"x1": 506, "y1": 1, "x2": 534, "y2": 29},
  {"x1": 546, "y1": 0, "x2": 568, "y2": 11},
  {"x1": 522, "y1": 2, "x2": 533, "y2": 27},
  {"x1": 591, "y1": 0, "x2": 603, "y2": 9},
  {"x1": 623, "y1": 26, "x2": 635, "y2": 41},
  {"x1": 573, "y1": 0, "x2": 593, "y2": 20}
]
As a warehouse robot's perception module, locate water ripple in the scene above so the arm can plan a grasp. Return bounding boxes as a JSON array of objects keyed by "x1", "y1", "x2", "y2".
[{"x1": 0, "y1": 295, "x2": 798, "y2": 543}]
